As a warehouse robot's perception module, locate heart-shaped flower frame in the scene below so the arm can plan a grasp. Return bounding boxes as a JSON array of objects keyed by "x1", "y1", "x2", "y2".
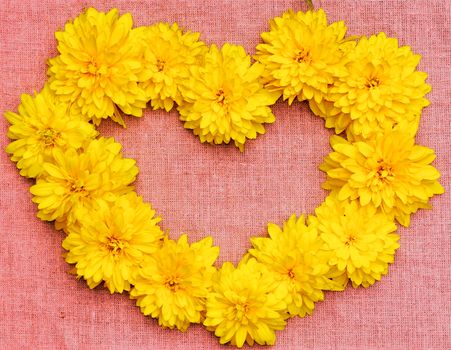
[{"x1": 4, "y1": 5, "x2": 444, "y2": 348}]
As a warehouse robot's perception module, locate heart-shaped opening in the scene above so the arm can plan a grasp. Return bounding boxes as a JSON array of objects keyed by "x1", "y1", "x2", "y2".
[{"x1": 98, "y1": 101, "x2": 333, "y2": 264}]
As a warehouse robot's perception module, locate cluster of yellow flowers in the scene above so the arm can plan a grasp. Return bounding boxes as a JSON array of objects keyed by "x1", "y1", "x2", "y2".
[{"x1": 5, "y1": 7, "x2": 444, "y2": 348}]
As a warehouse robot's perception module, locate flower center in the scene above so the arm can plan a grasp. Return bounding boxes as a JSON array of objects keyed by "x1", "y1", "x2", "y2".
[
  {"x1": 87, "y1": 60, "x2": 109, "y2": 76},
  {"x1": 156, "y1": 59, "x2": 165, "y2": 72},
  {"x1": 235, "y1": 302, "x2": 250, "y2": 321},
  {"x1": 345, "y1": 234, "x2": 356, "y2": 246},
  {"x1": 215, "y1": 89, "x2": 226, "y2": 105},
  {"x1": 365, "y1": 77, "x2": 380, "y2": 89},
  {"x1": 106, "y1": 236, "x2": 127, "y2": 255},
  {"x1": 376, "y1": 159, "x2": 394, "y2": 181},
  {"x1": 164, "y1": 276, "x2": 181, "y2": 292},
  {"x1": 38, "y1": 128, "x2": 59, "y2": 147},
  {"x1": 68, "y1": 178, "x2": 88, "y2": 195},
  {"x1": 294, "y1": 48, "x2": 312, "y2": 63},
  {"x1": 287, "y1": 268, "x2": 295, "y2": 279}
]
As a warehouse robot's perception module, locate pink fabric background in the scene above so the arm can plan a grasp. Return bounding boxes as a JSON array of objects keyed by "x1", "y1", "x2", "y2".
[{"x1": 0, "y1": 0, "x2": 450, "y2": 349}]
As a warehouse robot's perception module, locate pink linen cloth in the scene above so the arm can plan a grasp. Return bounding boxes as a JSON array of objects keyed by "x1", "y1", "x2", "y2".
[{"x1": 0, "y1": 0, "x2": 450, "y2": 349}]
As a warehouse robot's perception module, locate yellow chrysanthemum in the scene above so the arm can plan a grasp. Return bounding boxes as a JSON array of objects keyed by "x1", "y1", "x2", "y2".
[
  {"x1": 5, "y1": 85, "x2": 97, "y2": 178},
  {"x1": 136, "y1": 22, "x2": 207, "y2": 111},
  {"x1": 307, "y1": 41, "x2": 356, "y2": 134},
  {"x1": 310, "y1": 196, "x2": 400, "y2": 288},
  {"x1": 130, "y1": 234, "x2": 219, "y2": 331},
  {"x1": 330, "y1": 32, "x2": 431, "y2": 138},
  {"x1": 249, "y1": 215, "x2": 341, "y2": 318},
  {"x1": 345, "y1": 119, "x2": 418, "y2": 143},
  {"x1": 47, "y1": 8, "x2": 147, "y2": 126},
  {"x1": 178, "y1": 43, "x2": 278, "y2": 151},
  {"x1": 255, "y1": 9, "x2": 349, "y2": 104},
  {"x1": 320, "y1": 132, "x2": 444, "y2": 226},
  {"x1": 204, "y1": 257, "x2": 287, "y2": 348},
  {"x1": 30, "y1": 137, "x2": 138, "y2": 229},
  {"x1": 62, "y1": 192, "x2": 164, "y2": 293},
  {"x1": 309, "y1": 98, "x2": 352, "y2": 134}
]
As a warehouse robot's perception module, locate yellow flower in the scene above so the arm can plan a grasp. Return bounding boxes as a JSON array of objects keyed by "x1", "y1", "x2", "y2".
[
  {"x1": 62, "y1": 192, "x2": 164, "y2": 293},
  {"x1": 311, "y1": 195, "x2": 400, "y2": 288},
  {"x1": 204, "y1": 257, "x2": 287, "y2": 348},
  {"x1": 136, "y1": 22, "x2": 207, "y2": 111},
  {"x1": 130, "y1": 234, "x2": 219, "y2": 331},
  {"x1": 309, "y1": 98, "x2": 352, "y2": 134},
  {"x1": 5, "y1": 85, "x2": 97, "y2": 178},
  {"x1": 320, "y1": 132, "x2": 444, "y2": 226},
  {"x1": 249, "y1": 215, "x2": 341, "y2": 318},
  {"x1": 330, "y1": 32, "x2": 431, "y2": 138},
  {"x1": 346, "y1": 119, "x2": 418, "y2": 143},
  {"x1": 255, "y1": 9, "x2": 349, "y2": 104},
  {"x1": 30, "y1": 137, "x2": 138, "y2": 229},
  {"x1": 47, "y1": 8, "x2": 147, "y2": 126},
  {"x1": 178, "y1": 43, "x2": 278, "y2": 151},
  {"x1": 307, "y1": 42, "x2": 356, "y2": 134}
]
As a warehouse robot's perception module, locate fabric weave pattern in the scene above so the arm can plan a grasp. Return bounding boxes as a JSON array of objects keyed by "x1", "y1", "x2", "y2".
[{"x1": 0, "y1": 1, "x2": 449, "y2": 349}]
